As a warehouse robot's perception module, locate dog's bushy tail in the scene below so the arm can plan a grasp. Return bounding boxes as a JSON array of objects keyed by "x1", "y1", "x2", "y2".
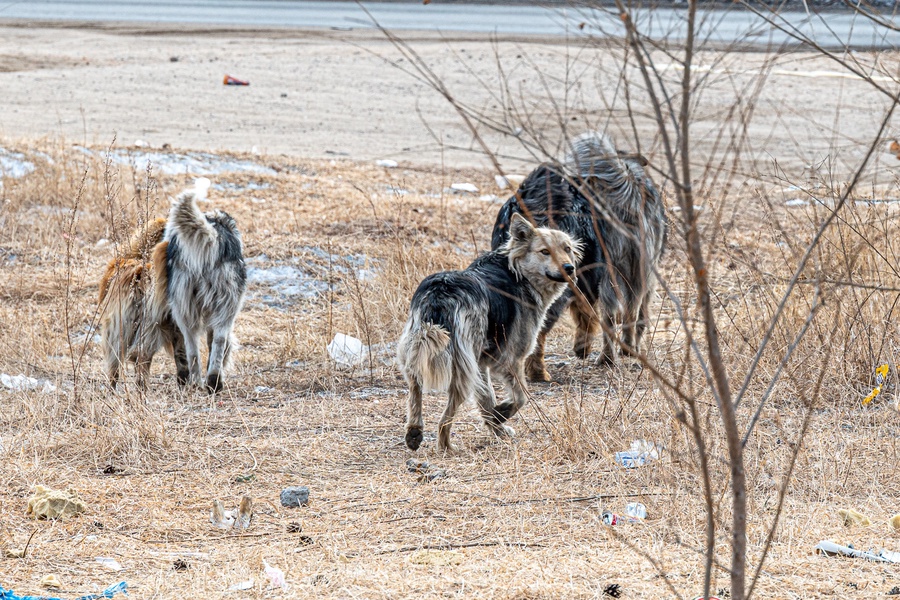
[
  {"x1": 166, "y1": 178, "x2": 217, "y2": 269},
  {"x1": 398, "y1": 321, "x2": 452, "y2": 391},
  {"x1": 565, "y1": 131, "x2": 642, "y2": 206}
]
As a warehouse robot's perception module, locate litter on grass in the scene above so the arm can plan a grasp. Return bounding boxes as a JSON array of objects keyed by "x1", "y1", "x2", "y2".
[
  {"x1": 839, "y1": 508, "x2": 872, "y2": 527},
  {"x1": 863, "y1": 364, "x2": 890, "y2": 405},
  {"x1": 263, "y1": 560, "x2": 287, "y2": 589},
  {"x1": 614, "y1": 440, "x2": 661, "y2": 468},
  {"x1": 814, "y1": 540, "x2": 900, "y2": 563},
  {"x1": 226, "y1": 580, "x2": 254, "y2": 592},
  {"x1": 26, "y1": 486, "x2": 86, "y2": 520},
  {"x1": 327, "y1": 333, "x2": 367, "y2": 367},
  {"x1": 0, "y1": 581, "x2": 127, "y2": 600},
  {"x1": 95, "y1": 557, "x2": 122, "y2": 571}
]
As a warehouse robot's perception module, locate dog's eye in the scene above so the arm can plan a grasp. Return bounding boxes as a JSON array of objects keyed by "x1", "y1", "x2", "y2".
[
  {"x1": 565, "y1": 247, "x2": 571, "y2": 253},
  {"x1": 541, "y1": 249, "x2": 550, "y2": 256}
]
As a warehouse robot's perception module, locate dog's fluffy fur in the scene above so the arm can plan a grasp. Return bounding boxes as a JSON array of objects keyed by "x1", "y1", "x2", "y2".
[
  {"x1": 491, "y1": 131, "x2": 667, "y2": 380},
  {"x1": 398, "y1": 213, "x2": 579, "y2": 452},
  {"x1": 165, "y1": 183, "x2": 246, "y2": 393},
  {"x1": 99, "y1": 218, "x2": 188, "y2": 389}
]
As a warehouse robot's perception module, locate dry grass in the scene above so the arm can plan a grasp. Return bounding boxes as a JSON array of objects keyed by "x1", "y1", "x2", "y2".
[{"x1": 1, "y1": 139, "x2": 900, "y2": 599}]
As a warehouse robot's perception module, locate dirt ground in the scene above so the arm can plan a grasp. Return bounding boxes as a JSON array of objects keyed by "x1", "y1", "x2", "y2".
[{"x1": 2, "y1": 20, "x2": 900, "y2": 600}]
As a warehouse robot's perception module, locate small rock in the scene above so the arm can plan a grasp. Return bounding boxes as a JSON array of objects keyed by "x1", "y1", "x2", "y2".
[
  {"x1": 603, "y1": 583, "x2": 622, "y2": 598},
  {"x1": 280, "y1": 486, "x2": 310, "y2": 507},
  {"x1": 280, "y1": 93, "x2": 288, "y2": 98},
  {"x1": 888, "y1": 586, "x2": 900, "y2": 595},
  {"x1": 173, "y1": 558, "x2": 189, "y2": 571},
  {"x1": 418, "y1": 469, "x2": 446, "y2": 483},
  {"x1": 298, "y1": 534, "x2": 314, "y2": 546},
  {"x1": 375, "y1": 159, "x2": 398, "y2": 168},
  {"x1": 170, "y1": 56, "x2": 179, "y2": 62}
]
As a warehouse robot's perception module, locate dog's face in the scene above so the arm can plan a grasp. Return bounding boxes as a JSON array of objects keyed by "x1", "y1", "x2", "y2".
[{"x1": 506, "y1": 213, "x2": 580, "y2": 287}]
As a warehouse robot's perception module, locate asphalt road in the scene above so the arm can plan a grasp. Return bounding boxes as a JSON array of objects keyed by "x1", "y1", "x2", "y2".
[{"x1": 1, "y1": 0, "x2": 899, "y2": 49}]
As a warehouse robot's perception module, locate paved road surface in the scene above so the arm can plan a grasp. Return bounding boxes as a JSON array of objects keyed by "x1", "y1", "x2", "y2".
[{"x1": 1, "y1": 1, "x2": 899, "y2": 49}]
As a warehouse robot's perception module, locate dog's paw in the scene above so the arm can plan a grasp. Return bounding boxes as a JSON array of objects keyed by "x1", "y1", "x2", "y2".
[
  {"x1": 525, "y1": 358, "x2": 551, "y2": 382},
  {"x1": 597, "y1": 352, "x2": 617, "y2": 367},
  {"x1": 573, "y1": 342, "x2": 593, "y2": 360},
  {"x1": 176, "y1": 370, "x2": 190, "y2": 387},
  {"x1": 206, "y1": 373, "x2": 223, "y2": 395},
  {"x1": 405, "y1": 427, "x2": 424, "y2": 451},
  {"x1": 494, "y1": 424, "x2": 515, "y2": 438},
  {"x1": 493, "y1": 402, "x2": 518, "y2": 423}
]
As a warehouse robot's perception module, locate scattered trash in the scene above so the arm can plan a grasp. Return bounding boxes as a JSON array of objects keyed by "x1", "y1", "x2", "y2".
[
  {"x1": 406, "y1": 459, "x2": 429, "y2": 473},
  {"x1": 375, "y1": 159, "x2": 398, "y2": 168},
  {"x1": 614, "y1": 439, "x2": 661, "y2": 468},
  {"x1": 286, "y1": 521, "x2": 303, "y2": 533},
  {"x1": 280, "y1": 486, "x2": 310, "y2": 508},
  {"x1": 494, "y1": 175, "x2": 509, "y2": 190},
  {"x1": 839, "y1": 508, "x2": 872, "y2": 527},
  {"x1": 405, "y1": 458, "x2": 446, "y2": 483},
  {"x1": 625, "y1": 502, "x2": 648, "y2": 520},
  {"x1": 327, "y1": 333, "x2": 367, "y2": 367},
  {"x1": 40, "y1": 575, "x2": 62, "y2": 589},
  {"x1": 450, "y1": 182, "x2": 478, "y2": 194},
  {"x1": 890, "y1": 514, "x2": 900, "y2": 531},
  {"x1": 26, "y1": 485, "x2": 86, "y2": 520},
  {"x1": 5, "y1": 548, "x2": 25, "y2": 558},
  {"x1": 603, "y1": 583, "x2": 622, "y2": 598},
  {"x1": 863, "y1": 364, "x2": 889, "y2": 405},
  {"x1": 263, "y1": 560, "x2": 287, "y2": 589},
  {"x1": 227, "y1": 580, "x2": 254, "y2": 592},
  {"x1": 173, "y1": 558, "x2": 189, "y2": 571},
  {"x1": 409, "y1": 549, "x2": 463, "y2": 566},
  {"x1": 1, "y1": 373, "x2": 56, "y2": 394},
  {"x1": 224, "y1": 74, "x2": 249, "y2": 86},
  {"x1": 601, "y1": 510, "x2": 642, "y2": 525},
  {"x1": 814, "y1": 540, "x2": 900, "y2": 563},
  {"x1": 235, "y1": 496, "x2": 253, "y2": 530},
  {"x1": 0, "y1": 581, "x2": 127, "y2": 600},
  {"x1": 95, "y1": 557, "x2": 123, "y2": 571},
  {"x1": 211, "y1": 499, "x2": 235, "y2": 529}
]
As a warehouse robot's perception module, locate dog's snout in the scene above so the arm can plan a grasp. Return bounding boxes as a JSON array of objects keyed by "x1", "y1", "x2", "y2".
[{"x1": 563, "y1": 263, "x2": 575, "y2": 276}]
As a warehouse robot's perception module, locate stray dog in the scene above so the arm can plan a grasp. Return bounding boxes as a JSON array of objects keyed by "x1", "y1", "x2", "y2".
[
  {"x1": 398, "y1": 213, "x2": 579, "y2": 452},
  {"x1": 99, "y1": 218, "x2": 188, "y2": 389},
  {"x1": 165, "y1": 179, "x2": 246, "y2": 393},
  {"x1": 491, "y1": 131, "x2": 667, "y2": 380}
]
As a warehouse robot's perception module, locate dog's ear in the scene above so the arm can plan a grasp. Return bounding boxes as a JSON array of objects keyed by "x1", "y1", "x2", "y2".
[{"x1": 509, "y1": 213, "x2": 535, "y2": 245}]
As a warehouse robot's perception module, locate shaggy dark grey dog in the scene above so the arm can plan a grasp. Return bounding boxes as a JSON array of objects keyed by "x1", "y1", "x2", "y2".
[
  {"x1": 164, "y1": 179, "x2": 246, "y2": 393},
  {"x1": 491, "y1": 131, "x2": 667, "y2": 380},
  {"x1": 398, "y1": 214, "x2": 579, "y2": 453}
]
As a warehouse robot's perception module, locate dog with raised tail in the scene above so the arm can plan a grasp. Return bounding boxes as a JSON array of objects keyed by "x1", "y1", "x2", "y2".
[
  {"x1": 398, "y1": 213, "x2": 580, "y2": 453},
  {"x1": 491, "y1": 131, "x2": 667, "y2": 380},
  {"x1": 99, "y1": 217, "x2": 188, "y2": 389},
  {"x1": 164, "y1": 178, "x2": 246, "y2": 393}
]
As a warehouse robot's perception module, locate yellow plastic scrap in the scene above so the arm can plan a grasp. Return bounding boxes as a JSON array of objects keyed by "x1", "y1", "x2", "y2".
[
  {"x1": 890, "y1": 514, "x2": 900, "y2": 531},
  {"x1": 40, "y1": 574, "x2": 62, "y2": 589},
  {"x1": 839, "y1": 508, "x2": 872, "y2": 527},
  {"x1": 26, "y1": 485, "x2": 86, "y2": 520},
  {"x1": 863, "y1": 364, "x2": 890, "y2": 405}
]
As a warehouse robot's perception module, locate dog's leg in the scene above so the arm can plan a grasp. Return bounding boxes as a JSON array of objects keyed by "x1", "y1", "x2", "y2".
[
  {"x1": 405, "y1": 377, "x2": 425, "y2": 451},
  {"x1": 205, "y1": 321, "x2": 235, "y2": 394},
  {"x1": 526, "y1": 291, "x2": 568, "y2": 382},
  {"x1": 134, "y1": 354, "x2": 152, "y2": 391},
  {"x1": 180, "y1": 327, "x2": 204, "y2": 387},
  {"x1": 493, "y1": 361, "x2": 529, "y2": 426},
  {"x1": 171, "y1": 328, "x2": 190, "y2": 387},
  {"x1": 437, "y1": 375, "x2": 470, "y2": 454},
  {"x1": 571, "y1": 300, "x2": 600, "y2": 360},
  {"x1": 598, "y1": 312, "x2": 617, "y2": 366},
  {"x1": 475, "y1": 369, "x2": 514, "y2": 438}
]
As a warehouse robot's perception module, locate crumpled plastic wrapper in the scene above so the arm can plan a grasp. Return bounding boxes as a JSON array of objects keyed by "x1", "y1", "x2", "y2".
[{"x1": 26, "y1": 485, "x2": 86, "y2": 520}]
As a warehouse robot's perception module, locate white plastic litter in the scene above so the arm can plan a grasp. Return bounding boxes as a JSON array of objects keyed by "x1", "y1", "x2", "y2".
[
  {"x1": 814, "y1": 540, "x2": 900, "y2": 563},
  {"x1": 450, "y1": 182, "x2": 478, "y2": 194},
  {"x1": 494, "y1": 175, "x2": 509, "y2": 190},
  {"x1": 263, "y1": 560, "x2": 287, "y2": 589},
  {"x1": 785, "y1": 199, "x2": 809, "y2": 207},
  {"x1": 615, "y1": 439, "x2": 661, "y2": 468},
  {"x1": 375, "y1": 159, "x2": 398, "y2": 168},
  {"x1": 626, "y1": 502, "x2": 648, "y2": 519},
  {"x1": 95, "y1": 557, "x2": 123, "y2": 571},
  {"x1": 1, "y1": 373, "x2": 56, "y2": 393},
  {"x1": 327, "y1": 333, "x2": 367, "y2": 367},
  {"x1": 227, "y1": 580, "x2": 254, "y2": 592}
]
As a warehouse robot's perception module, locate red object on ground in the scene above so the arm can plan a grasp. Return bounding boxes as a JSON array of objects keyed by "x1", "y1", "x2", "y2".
[{"x1": 223, "y1": 74, "x2": 249, "y2": 86}]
